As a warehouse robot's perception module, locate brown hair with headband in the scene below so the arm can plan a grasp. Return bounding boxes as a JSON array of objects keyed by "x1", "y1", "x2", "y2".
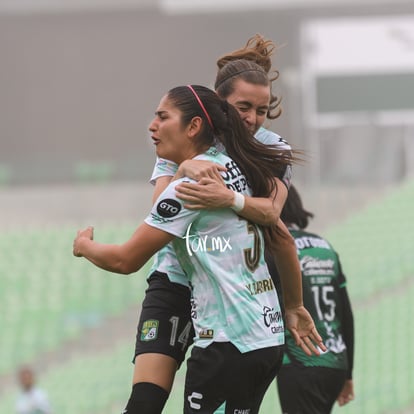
[
  {"x1": 187, "y1": 85, "x2": 213, "y2": 129},
  {"x1": 214, "y1": 34, "x2": 281, "y2": 120},
  {"x1": 167, "y1": 84, "x2": 293, "y2": 249}
]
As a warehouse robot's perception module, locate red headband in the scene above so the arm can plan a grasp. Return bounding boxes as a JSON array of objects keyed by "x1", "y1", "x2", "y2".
[{"x1": 187, "y1": 85, "x2": 214, "y2": 129}]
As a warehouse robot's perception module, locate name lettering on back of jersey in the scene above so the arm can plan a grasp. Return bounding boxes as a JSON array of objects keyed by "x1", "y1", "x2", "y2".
[
  {"x1": 295, "y1": 236, "x2": 331, "y2": 250},
  {"x1": 220, "y1": 160, "x2": 249, "y2": 193},
  {"x1": 246, "y1": 278, "x2": 274, "y2": 295}
]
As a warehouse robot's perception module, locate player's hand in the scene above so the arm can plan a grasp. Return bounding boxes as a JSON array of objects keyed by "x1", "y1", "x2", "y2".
[
  {"x1": 175, "y1": 177, "x2": 233, "y2": 210},
  {"x1": 176, "y1": 159, "x2": 227, "y2": 181},
  {"x1": 337, "y1": 379, "x2": 354, "y2": 406},
  {"x1": 73, "y1": 226, "x2": 94, "y2": 257},
  {"x1": 284, "y1": 305, "x2": 327, "y2": 356}
]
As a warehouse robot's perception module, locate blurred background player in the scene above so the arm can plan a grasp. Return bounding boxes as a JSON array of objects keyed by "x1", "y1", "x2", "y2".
[
  {"x1": 16, "y1": 366, "x2": 52, "y2": 414},
  {"x1": 275, "y1": 185, "x2": 355, "y2": 414}
]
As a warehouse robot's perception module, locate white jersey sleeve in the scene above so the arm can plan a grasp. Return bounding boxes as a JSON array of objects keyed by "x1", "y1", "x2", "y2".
[
  {"x1": 144, "y1": 177, "x2": 198, "y2": 286},
  {"x1": 255, "y1": 127, "x2": 292, "y2": 189},
  {"x1": 149, "y1": 157, "x2": 179, "y2": 186},
  {"x1": 145, "y1": 177, "x2": 199, "y2": 238},
  {"x1": 255, "y1": 127, "x2": 291, "y2": 150}
]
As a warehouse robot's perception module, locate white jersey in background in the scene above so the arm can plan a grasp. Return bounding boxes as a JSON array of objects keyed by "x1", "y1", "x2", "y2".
[{"x1": 16, "y1": 388, "x2": 52, "y2": 414}]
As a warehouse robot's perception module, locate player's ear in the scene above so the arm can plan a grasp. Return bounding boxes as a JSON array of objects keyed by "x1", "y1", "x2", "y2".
[{"x1": 187, "y1": 116, "x2": 203, "y2": 138}]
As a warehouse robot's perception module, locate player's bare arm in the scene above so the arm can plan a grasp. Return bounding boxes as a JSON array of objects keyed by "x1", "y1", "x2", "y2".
[
  {"x1": 73, "y1": 224, "x2": 174, "y2": 274},
  {"x1": 271, "y1": 219, "x2": 327, "y2": 356},
  {"x1": 176, "y1": 171, "x2": 287, "y2": 226}
]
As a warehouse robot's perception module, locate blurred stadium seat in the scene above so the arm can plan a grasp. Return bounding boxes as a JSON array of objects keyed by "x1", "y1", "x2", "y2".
[
  {"x1": 323, "y1": 179, "x2": 414, "y2": 413},
  {"x1": 0, "y1": 180, "x2": 413, "y2": 413},
  {"x1": 0, "y1": 223, "x2": 151, "y2": 376}
]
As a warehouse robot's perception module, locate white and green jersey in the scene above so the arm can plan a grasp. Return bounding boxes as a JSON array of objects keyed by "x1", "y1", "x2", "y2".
[
  {"x1": 147, "y1": 127, "x2": 291, "y2": 286},
  {"x1": 145, "y1": 147, "x2": 284, "y2": 353},
  {"x1": 282, "y1": 228, "x2": 349, "y2": 370}
]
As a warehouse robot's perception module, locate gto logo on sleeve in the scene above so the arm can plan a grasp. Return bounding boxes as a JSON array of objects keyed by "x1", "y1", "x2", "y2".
[{"x1": 156, "y1": 198, "x2": 182, "y2": 218}]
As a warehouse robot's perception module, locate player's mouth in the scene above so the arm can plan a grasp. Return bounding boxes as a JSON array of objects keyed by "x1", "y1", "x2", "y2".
[{"x1": 151, "y1": 136, "x2": 161, "y2": 145}]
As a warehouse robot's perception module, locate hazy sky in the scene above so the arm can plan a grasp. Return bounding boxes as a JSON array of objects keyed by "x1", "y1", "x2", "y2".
[
  {"x1": 0, "y1": 0, "x2": 411, "y2": 14},
  {"x1": 304, "y1": 16, "x2": 414, "y2": 74}
]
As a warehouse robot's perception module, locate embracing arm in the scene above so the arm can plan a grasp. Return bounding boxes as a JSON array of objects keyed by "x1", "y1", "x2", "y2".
[
  {"x1": 151, "y1": 159, "x2": 226, "y2": 204},
  {"x1": 175, "y1": 174, "x2": 288, "y2": 226},
  {"x1": 274, "y1": 220, "x2": 303, "y2": 309},
  {"x1": 73, "y1": 224, "x2": 175, "y2": 275},
  {"x1": 239, "y1": 179, "x2": 287, "y2": 225}
]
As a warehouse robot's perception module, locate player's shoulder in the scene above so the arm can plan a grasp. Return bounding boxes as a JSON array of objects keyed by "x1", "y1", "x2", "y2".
[
  {"x1": 292, "y1": 228, "x2": 324, "y2": 241},
  {"x1": 194, "y1": 146, "x2": 231, "y2": 164},
  {"x1": 254, "y1": 127, "x2": 291, "y2": 150},
  {"x1": 291, "y1": 228, "x2": 334, "y2": 249}
]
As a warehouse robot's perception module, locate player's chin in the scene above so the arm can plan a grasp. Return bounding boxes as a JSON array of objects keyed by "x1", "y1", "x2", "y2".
[{"x1": 155, "y1": 146, "x2": 165, "y2": 158}]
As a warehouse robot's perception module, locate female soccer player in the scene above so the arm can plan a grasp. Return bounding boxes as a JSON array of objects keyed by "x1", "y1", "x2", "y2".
[
  {"x1": 80, "y1": 34, "x2": 316, "y2": 414},
  {"x1": 276, "y1": 185, "x2": 355, "y2": 414},
  {"x1": 118, "y1": 35, "x2": 322, "y2": 414},
  {"x1": 73, "y1": 85, "x2": 324, "y2": 413},
  {"x1": 174, "y1": 34, "x2": 300, "y2": 314}
]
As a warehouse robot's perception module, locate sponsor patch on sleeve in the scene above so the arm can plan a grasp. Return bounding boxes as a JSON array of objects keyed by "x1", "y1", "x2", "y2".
[{"x1": 156, "y1": 198, "x2": 182, "y2": 218}]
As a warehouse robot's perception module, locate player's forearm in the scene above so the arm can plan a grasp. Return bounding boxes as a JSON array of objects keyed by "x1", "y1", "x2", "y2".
[
  {"x1": 235, "y1": 178, "x2": 287, "y2": 226},
  {"x1": 273, "y1": 220, "x2": 303, "y2": 309},
  {"x1": 340, "y1": 287, "x2": 355, "y2": 378},
  {"x1": 236, "y1": 195, "x2": 280, "y2": 226},
  {"x1": 75, "y1": 238, "x2": 140, "y2": 275}
]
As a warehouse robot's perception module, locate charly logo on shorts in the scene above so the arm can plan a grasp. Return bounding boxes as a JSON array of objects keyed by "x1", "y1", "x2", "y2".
[
  {"x1": 156, "y1": 198, "x2": 181, "y2": 218},
  {"x1": 141, "y1": 320, "x2": 159, "y2": 341}
]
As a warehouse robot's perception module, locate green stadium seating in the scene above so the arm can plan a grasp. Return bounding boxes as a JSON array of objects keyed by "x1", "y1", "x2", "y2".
[
  {"x1": 1, "y1": 179, "x2": 413, "y2": 413},
  {"x1": 0, "y1": 223, "x2": 151, "y2": 374}
]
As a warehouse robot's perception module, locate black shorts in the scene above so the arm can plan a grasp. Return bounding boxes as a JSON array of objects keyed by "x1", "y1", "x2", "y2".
[
  {"x1": 277, "y1": 365, "x2": 347, "y2": 414},
  {"x1": 184, "y1": 342, "x2": 283, "y2": 414},
  {"x1": 134, "y1": 271, "x2": 194, "y2": 368}
]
